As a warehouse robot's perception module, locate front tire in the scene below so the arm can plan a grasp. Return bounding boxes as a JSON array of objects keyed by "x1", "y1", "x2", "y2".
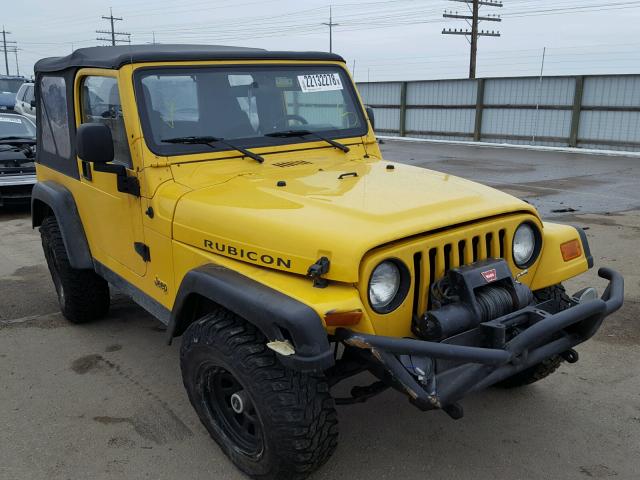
[
  {"x1": 496, "y1": 284, "x2": 571, "y2": 388},
  {"x1": 40, "y1": 216, "x2": 110, "y2": 323},
  {"x1": 180, "y1": 309, "x2": 338, "y2": 480}
]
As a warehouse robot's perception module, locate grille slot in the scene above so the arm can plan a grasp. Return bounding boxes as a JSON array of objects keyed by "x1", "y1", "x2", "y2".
[
  {"x1": 412, "y1": 252, "x2": 422, "y2": 317},
  {"x1": 272, "y1": 160, "x2": 312, "y2": 168},
  {"x1": 418, "y1": 229, "x2": 509, "y2": 314}
]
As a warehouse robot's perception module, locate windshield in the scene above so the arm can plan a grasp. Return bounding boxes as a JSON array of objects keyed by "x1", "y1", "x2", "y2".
[
  {"x1": 0, "y1": 79, "x2": 24, "y2": 94},
  {"x1": 135, "y1": 65, "x2": 366, "y2": 157},
  {"x1": 0, "y1": 114, "x2": 36, "y2": 139}
]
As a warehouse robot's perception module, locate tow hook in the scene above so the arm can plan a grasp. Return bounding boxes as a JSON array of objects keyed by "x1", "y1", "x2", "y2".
[{"x1": 561, "y1": 349, "x2": 579, "y2": 364}]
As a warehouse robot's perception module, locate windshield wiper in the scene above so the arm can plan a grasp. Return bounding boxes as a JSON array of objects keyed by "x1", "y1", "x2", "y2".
[
  {"x1": 161, "y1": 136, "x2": 264, "y2": 163},
  {"x1": 264, "y1": 130, "x2": 350, "y2": 153},
  {"x1": 0, "y1": 137, "x2": 36, "y2": 145}
]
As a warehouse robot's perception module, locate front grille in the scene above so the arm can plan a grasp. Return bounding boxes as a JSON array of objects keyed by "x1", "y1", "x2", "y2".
[{"x1": 411, "y1": 224, "x2": 511, "y2": 317}]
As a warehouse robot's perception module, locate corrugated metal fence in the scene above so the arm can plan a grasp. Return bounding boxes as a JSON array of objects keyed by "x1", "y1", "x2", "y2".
[{"x1": 356, "y1": 75, "x2": 640, "y2": 151}]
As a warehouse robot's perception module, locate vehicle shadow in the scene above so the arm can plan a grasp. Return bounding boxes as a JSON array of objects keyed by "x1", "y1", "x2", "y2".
[{"x1": 0, "y1": 203, "x2": 31, "y2": 220}]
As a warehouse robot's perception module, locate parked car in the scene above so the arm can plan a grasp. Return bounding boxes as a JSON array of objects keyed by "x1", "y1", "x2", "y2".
[
  {"x1": 0, "y1": 75, "x2": 27, "y2": 111},
  {"x1": 31, "y1": 45, "x2": 624, "y2": 479},
  {"x1": 14, "y1": 82, "x2": 36, "y2": 123},
  {"x1": 0, "y1": 112, "x2": 36, "y2": 206}
]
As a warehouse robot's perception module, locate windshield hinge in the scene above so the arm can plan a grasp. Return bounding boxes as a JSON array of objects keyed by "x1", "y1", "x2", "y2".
[
  {"x1": 93, "y1": 162, "x2": 141, "y2": 197},
  {"x1": 307, "y1": 256, "x2": 330, "y2": 288},
  {"x1": 117, "y1": 175, "x2": 141, "y2": 197}
]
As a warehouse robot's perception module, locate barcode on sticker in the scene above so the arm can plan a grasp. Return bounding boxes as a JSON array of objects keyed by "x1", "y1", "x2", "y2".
[{"x1": 297, "y1": 73, "x2": 343, "y2": 93}]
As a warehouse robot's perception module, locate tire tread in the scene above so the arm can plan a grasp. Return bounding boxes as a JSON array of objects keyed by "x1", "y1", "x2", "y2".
[{"x1": 40, "y1": 216, "x2": 110, "y2": 323}]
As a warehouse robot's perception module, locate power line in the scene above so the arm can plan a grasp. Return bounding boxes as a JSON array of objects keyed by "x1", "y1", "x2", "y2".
[
  {"x1": 96, "y1": 8, "x2": 130, "y2": 46},
  {"x1": 443, "y1": 0, "x2": 503, "y2": 79}
]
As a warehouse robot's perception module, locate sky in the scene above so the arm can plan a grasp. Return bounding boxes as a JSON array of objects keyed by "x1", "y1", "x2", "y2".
[{"x1": 5, "y1": 0, "x2": 640, "y2": 82}]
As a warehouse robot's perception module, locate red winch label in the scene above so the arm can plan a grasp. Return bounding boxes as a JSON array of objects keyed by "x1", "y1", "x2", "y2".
[{"x1": 481, "y1": 268, "x2": 498, "y2": 283}]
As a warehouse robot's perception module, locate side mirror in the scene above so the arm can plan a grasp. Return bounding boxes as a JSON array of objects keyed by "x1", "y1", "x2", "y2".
[
  {"x1": 76, "y1": 123, "x2": 113, "y2": 164},
  {"x1": 365, "y1": 106, "x2": 375, "y2": 131},
  {"x1": 30, "y1": 99, "x2": 36, "y2": 108}
]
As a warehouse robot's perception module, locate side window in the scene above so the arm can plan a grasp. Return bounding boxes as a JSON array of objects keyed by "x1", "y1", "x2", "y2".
[
  {"x1": 81, "y1": 76, "x2": 132, "y2": 167},
  {"x1": 40, "y1": 76, "x2": 71, "y2": 158},
  {"x1": 26, "y1": 86, "x2": 35, "y2": 103}
]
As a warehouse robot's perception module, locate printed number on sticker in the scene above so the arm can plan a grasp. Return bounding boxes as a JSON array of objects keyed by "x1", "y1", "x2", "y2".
[{"x1": 298, "y1": 73, "x2": 343, "y2": 93}]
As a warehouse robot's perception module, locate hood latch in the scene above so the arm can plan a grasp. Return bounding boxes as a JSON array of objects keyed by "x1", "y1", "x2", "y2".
[{"x1": 307, "y1": 256, "x2": 330, "y2": 288}]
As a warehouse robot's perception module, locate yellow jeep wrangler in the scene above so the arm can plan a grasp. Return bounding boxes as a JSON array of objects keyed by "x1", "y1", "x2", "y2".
[{"x1": 32, "y1": 45, "x2": 623, "y2": 479}]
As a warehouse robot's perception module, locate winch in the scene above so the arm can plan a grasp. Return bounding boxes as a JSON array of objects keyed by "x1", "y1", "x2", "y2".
[{"x1": 414, "y1": 259, "x2": 533, "y2": 341}]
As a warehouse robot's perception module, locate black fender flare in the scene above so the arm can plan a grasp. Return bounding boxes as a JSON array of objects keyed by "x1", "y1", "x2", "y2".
[
  {"x1": 31, "y1": 181, "x2": 93, "y2": 270},
  {"x1": 168, "y1": 264, "x2": 334, "y2": 372}
]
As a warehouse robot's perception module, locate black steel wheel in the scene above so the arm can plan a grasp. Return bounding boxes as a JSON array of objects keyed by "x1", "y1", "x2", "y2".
[
  {"x1": 201, "y1": 365, "x2": 263, "y2": 458},
  {"x1": 180, "y1": 308, "x2": 338, "y2": 480}
]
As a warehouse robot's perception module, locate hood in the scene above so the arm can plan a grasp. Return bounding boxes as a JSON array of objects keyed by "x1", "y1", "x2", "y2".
[{"x1": 172, "y1": 158, "x2": 538, "y2": 282}]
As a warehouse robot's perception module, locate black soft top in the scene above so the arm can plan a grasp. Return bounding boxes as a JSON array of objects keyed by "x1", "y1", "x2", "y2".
[{"x1": 35, "y1": 44, "x2": 345, "y2": 73}]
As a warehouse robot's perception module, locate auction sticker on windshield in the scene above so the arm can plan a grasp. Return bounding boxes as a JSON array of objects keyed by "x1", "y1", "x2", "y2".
[
  {"x1": 298, "y1": 73, "x2": 343, "y2": 93},
  {"x1": 0, "y1": 117, "x2": 22, "y2": 124}
]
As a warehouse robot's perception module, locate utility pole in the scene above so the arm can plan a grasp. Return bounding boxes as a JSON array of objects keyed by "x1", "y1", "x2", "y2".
[
  {"x1": 322, "y1": 6, "x2": 339, "y2": 53},
  {"x1": 1, "y1": 26, "x2": 17, "y2": 75},
  {"x1": 96, "y1": 8, "x2": 131, "y2": 46},
  {"x1": 442, "y1": 0, "x2": 503, "y2": 79}
]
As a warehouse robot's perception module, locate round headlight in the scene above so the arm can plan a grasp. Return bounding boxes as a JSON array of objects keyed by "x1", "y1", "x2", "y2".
[
  {"x1": 368, "y1": 260, "x2": 409, "y2": 313},
  {"x1": 513, "y1": 223, "x2": 538, "y2": 267}
]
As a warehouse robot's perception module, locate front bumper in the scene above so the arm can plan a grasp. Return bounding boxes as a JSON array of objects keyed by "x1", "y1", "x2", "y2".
[
  {"x1": 337, "y1": 267, "x2": 624, "y2": 412},
  {"x1": 0, "y1": 174, "x2": 36, "y2": 205}
]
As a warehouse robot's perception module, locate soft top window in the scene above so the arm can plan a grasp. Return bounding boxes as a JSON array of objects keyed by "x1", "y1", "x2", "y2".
[{"x1": 40, "y1": 76, "x2": 71, "y2": 159}]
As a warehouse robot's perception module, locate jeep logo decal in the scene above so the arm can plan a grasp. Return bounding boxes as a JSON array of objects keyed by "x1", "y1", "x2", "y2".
[
  {"x1": 481, "y1": 268, "x2": 498, "y2": 283},
  {"x1": 203, "y1": 239, "x2": 292, "y2": 269}
]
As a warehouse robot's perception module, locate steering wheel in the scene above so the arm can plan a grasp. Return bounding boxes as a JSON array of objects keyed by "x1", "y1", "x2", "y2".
[{"x1": 274, "y1": 114, "x2": 309, "y2": 130}]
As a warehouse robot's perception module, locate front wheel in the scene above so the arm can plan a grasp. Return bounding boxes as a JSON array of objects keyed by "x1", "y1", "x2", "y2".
[{"x1": 180, "y1": 309, "x2": 338, "y2": 480}]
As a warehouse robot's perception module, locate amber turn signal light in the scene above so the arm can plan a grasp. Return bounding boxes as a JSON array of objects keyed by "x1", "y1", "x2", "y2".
[
  {"x1": 324, "y1": 310, "x2": 363, "y2": 326},
  {"x1": 560, "y1": 239, "x2": 582, "y2": 262}
]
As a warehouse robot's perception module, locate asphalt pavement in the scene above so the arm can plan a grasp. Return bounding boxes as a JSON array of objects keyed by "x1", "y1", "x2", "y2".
[{"x1": 1, "y1": 140, "x2": 639, "y2": 480}]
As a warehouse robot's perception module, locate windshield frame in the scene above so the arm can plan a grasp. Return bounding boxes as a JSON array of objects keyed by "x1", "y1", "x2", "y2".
[{"x1": 132, "y1": 63, "x2": 368, "y2": 158}]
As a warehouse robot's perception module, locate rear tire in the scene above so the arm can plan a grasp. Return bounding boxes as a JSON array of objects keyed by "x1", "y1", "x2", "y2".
[
  {"x1": 496, "y1": 284, "x2": 571, "y2": 388},
  {"x1": 40, "y1": 216, "x2": 110, "y2": 323},
  {"x1": 180, "y1": 309, "x2": 338, "y2": 480}
]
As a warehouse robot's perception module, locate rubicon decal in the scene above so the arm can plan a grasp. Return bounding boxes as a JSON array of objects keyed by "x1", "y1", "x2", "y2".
[
  {"x1": 204, "y1": 239, "x2": 292, "y2": 269},
  {"x1": 481, "y1": 268, "x2": 498, "y2": 283}
]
